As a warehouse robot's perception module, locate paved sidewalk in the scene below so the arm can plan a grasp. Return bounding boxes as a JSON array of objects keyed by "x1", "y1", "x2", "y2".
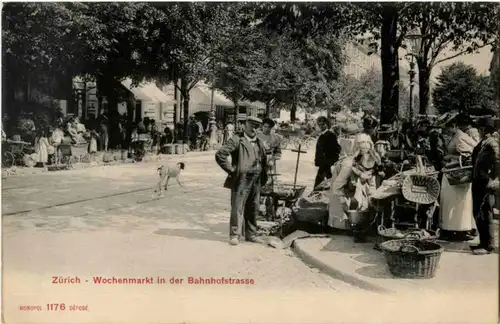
[{"x1": 293, "y1": 235, "x2": 498, "y2": 295}]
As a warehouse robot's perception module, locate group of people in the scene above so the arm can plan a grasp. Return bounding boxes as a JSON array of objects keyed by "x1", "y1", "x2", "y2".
[{"x1": 215, "y1": 112, "x2": 499, "y2": 254}]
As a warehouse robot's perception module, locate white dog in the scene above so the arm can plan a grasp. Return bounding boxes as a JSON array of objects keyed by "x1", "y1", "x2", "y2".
[{"x1": 154, "y1": 162, "x2": 185, "y2": 196}]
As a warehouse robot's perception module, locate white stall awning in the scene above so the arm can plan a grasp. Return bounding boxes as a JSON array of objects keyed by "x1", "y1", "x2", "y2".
[
  {"x1": 194, "y1": 83, "x2": 233, "y2": 106},
  {"x1": 121, "y1": 79, "x2": 175, "y2": 104}
]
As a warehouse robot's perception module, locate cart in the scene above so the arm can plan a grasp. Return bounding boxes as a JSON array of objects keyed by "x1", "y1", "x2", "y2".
[
  {"x1": 376, "y1": 156, "x2": 441, "y2": 248},
  {"x1": 2, "y1": 140, "x2": 32, "y2": 168},
  {"x1": 260, "y1": 144, "x2": 307, "y2": 237}
]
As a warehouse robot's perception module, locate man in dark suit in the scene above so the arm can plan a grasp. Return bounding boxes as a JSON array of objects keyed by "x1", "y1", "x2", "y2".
[
  {"x1": 314, "y1": 116, "x2": 341, "y2": 189},
  {"x1": 470, "y1": 118, "x2": 499, "y2": 255}
]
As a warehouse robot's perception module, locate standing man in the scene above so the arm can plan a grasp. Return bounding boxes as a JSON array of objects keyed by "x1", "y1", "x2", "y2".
[
  {"x1": 215, "y1": 116, "x2": 268, "y2": 246},
  {"x1": 471, "y1": 118, "x2": 499, "y2": 255},
  {"x1": 314, "y1": 116, "x2": 341, "y2": 189}
]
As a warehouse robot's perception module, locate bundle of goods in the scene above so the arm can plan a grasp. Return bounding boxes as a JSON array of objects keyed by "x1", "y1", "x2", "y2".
[
  {"x1": 291, "y1": 189, "x2": 330, "y2": 230},
  {"x1": 261, "y1": 182, "x2": 306, "y2": 200},
  {"x1": 442, "y1": 154, "x2": 473, "y2": 185},
  {"x1": 378, "y1": 226, "x2": 440, "y2": 244},
  {"x1": 379, "y1": 238, "x2": 444, "y2": 279}
]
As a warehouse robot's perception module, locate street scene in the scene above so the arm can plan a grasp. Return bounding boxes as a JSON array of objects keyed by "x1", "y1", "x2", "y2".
[{"x1": 2, "y1": 2, "x2": 500, "y2": 324}]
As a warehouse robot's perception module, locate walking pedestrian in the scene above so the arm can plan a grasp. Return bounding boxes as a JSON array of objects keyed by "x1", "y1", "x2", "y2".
[
  {"x1": 314, "y1": 116, "x2": 341, "y2": 189},
  {"x1": 471, "y1": 118, "x2": 499, "y2": 255},
  {"x1": 215, "y1": 116, "x2": 268, "y2": 246}
]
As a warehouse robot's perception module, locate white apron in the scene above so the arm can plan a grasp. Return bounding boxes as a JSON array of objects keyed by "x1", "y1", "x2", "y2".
[
  {"x1": 440, "y1": 176, "x2": 475, "y2": 231},
  {"x1": 328, "y1": 157, "x2": 353, "y2": 229}
]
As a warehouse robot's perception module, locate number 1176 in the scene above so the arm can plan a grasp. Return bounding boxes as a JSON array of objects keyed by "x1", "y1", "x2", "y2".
[{"x1": 47, "y1": 303, "x2": 66, "y2": 311}]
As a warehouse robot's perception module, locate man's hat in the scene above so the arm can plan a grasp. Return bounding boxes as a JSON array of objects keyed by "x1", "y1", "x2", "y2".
[
  {"x1": 377, "y1": 124, "x2": 396, "y2": 134},
  {"x1": 455, "y1": 113, "x2": 473, "y2": 126},
  {"x1": 375, "y1": 140, "x2": 390, "y2": 147},
  {"x1": 476, "y1": 117, "x2": 495, "y2": 130},
  {"x1": 262, "y1": 118, "x2": 275, "y2": 127},
  {"x1": 363, "y1": 116, "x2": 378, "y2": 130},
  {"x1": 245, "y1": 116, "x2": 262, "y2": 125}
]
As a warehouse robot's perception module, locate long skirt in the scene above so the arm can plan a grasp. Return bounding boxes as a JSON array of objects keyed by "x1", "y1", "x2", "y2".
[{"x1": 440, "y1": 176, "x2": 476, "y2": 231}]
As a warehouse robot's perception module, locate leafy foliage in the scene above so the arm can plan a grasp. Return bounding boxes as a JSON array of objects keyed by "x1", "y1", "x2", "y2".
[
  {"x1": 432, "y1": 62, "x2": 495, "y2": 115},
  {"x1": 398, "y1": 2, "x2": 498, "y2": 114}
]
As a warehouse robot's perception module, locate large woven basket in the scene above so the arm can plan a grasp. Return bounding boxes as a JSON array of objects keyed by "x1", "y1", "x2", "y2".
[
  {"x1": 379, "y1": 239, "x2": 444, "y2": 279},
  {"x1": 442, "y1": 155, "x2": 473, "y2": 186},
  {"x1": 401, "y1": 174, "x2": 440, "y2": 205}
]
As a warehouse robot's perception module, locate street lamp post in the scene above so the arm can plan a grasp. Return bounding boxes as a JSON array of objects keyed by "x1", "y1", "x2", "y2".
[
  {"x1": 405, "y1": 54, "x2": 417, "y2": 121},
  {"x1": 405, "y1": 30, "x2": 422, "y2": 121}
]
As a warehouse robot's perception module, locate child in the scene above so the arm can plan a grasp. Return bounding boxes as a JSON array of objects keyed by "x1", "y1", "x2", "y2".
[
  {"x1": 88, "y1": 129, "x2": 98, "y2": 164},
  {"x1": 34, "y1": 128, "x2": 50, "y2": 166}
]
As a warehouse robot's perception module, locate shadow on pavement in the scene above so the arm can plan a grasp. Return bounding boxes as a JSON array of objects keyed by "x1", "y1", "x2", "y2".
[
  {"x1": 153, "y1": 222, "x2": 228, "y2": 243},
  {"x1": 355, "y1": 264, "x2": 393, "y2": 279}
]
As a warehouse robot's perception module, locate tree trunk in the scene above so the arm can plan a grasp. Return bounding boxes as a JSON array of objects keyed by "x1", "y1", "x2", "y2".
[
  {"x1": 125, "y1": 99, "x2": 135, "y2": 149},
  {"x1": 64, "y1": 74, "x2": 75, "y2": 114},
  {"x1": 380, "y1": 6, "x2": 400, "y2": 124},
  {"x1": 265, "y1": 101, "x2": 271, "y2": 117},
  {"x1": 181, "y1": 78, "x2": 190, "y2": 141},
  {"x1": 24, "y1": 74, "x2": 30, "y2": 102},
  {"x1": 82, "y1": 81, "x2": 88, "y2": 119},
  {"x1": 417, "y1": 59, "x2": 431, "y2": 115},
  {"x1": 234, "y1": 102, "x2": 239, "y2": 125},
  {"x1": 291, "y1": 101, "x2": 297, "y2": 122}
]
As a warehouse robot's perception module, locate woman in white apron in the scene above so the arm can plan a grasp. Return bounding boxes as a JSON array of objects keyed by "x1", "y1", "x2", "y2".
[{"x1": 440, "y1": 115, "x2": 478, "y2": 240}]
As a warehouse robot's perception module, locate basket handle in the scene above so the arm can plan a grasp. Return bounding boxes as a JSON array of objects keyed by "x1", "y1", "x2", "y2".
[
  {"x1": 403, "y1": 232, "x2": 422, "y2": 240},
  {"x1": 459, "y1": 155, "x2": 463, "y2": 168},
  {"x1": 400, "y1": 244, "x2": 421, "y2": 254},
  {"x1": 434, "y1": 228, "x2": 440, "y2": 239},
  {"x1": 378, "y1": 225, "x2": 386, "y2": 233}
]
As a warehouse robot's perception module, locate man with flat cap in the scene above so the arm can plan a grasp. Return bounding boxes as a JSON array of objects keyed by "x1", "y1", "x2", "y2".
[
  {"x1": 470, "y1": 117, "x2": 499, "y2": 255},
  {"x1": 215, "y1": 116, "x2": 268, "y2": 246}
]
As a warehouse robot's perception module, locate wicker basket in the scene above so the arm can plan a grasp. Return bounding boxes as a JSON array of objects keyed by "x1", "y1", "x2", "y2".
[
  {"x1": 379, "y1": 239, "x2": 444, "y2": 279},
  {"x1": 401, "y1": 174, "x2": 440, "y2": 205},
  {"x1": 443, "y1": 155, "x2": 473, "y2": 186}
]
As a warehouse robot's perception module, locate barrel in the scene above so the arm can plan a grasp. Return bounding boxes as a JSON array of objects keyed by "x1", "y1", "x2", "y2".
[{"x1": 163, "y1": 144, "x2": 174, "y2": 154}]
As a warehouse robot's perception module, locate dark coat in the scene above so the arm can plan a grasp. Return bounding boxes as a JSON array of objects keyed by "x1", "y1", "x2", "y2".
[
  {"x1": 314, "y1": 130, "x2": 341, "y2": 168},
  {"x1": 472, "y1": 134, "x2": 500, "y2": 188},
  {"x1": 215, "y1": 132, "x2": 268, "y2": 189}
]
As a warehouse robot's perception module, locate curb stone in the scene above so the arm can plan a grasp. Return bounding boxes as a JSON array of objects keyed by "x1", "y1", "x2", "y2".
[{"x1": 292, "y1": 239, "x2": 391, "y2": 294}]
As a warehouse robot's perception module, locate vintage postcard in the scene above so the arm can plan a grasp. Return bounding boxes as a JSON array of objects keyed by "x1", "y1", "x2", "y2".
[{"x1": 2, "y1": 2, "x2": 499, "y2": 323}]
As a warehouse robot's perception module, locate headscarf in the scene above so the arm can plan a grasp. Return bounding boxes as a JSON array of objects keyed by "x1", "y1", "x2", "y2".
[{"x1": 352, "y1": 133, "x2": 380, "y2": 167}]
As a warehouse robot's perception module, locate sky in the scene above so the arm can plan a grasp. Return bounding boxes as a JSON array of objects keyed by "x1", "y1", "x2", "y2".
[{"x1": 431, "y1": 45, "x2": 494, "y2": 81}]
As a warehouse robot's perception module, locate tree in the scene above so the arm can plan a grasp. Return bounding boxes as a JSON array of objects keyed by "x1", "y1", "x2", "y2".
[
  {"x1": 491, "y1": 43, "x2": 500, "y2": 117},
  {"x1": 400, "y1": 2, "x2": 498, "y2": 114},
  {"x1": 256, "y1": 2, "x2": 415, "y2": 124},
  {"x1": 432, "y1": 62, "x2": 495, "y2": 115}
]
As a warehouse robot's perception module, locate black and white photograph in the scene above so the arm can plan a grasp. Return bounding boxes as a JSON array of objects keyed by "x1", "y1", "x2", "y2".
[{"x1": 1, "y1": 2, "x2": 499, "y2": 323}]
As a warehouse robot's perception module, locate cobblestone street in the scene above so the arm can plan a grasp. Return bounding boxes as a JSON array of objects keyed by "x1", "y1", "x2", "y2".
[{"x1": 2, "y1": 151, "x2": 361, "y2": 323}]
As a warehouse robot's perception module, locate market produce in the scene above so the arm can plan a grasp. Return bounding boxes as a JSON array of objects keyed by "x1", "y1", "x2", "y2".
[{"x1": 379, "y1": 227, "x2": 435, "y2": 239}]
